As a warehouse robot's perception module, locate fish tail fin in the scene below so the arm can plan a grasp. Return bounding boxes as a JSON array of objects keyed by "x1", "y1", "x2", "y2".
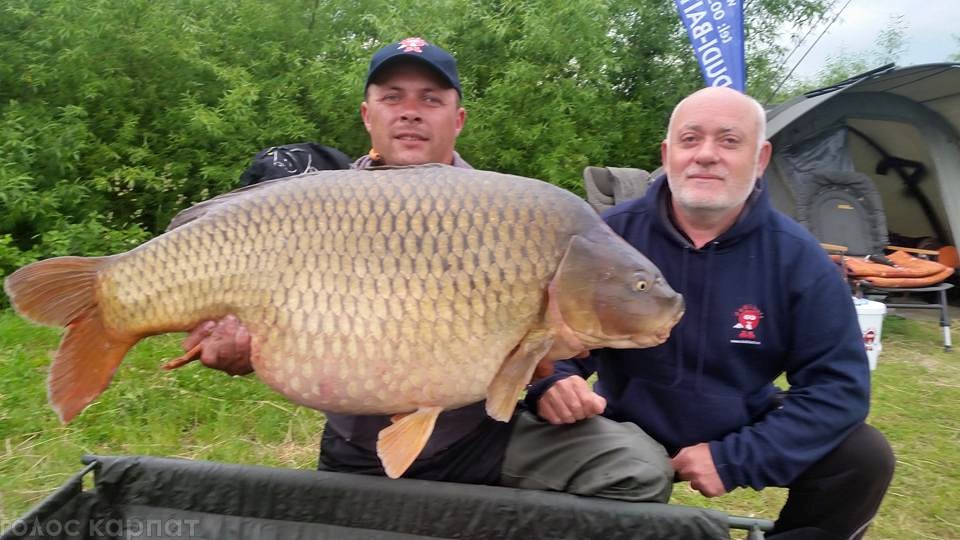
[
  {"x1": 377, "y1": 406, "x2": 443, "y2": 479},
  {"x1": 4, "y1": 256, "x2": 111, "y2": 326},
  {"x1": 50, "y1": 309, "x2": 138, "y2": 422},
  {"x1": 4, "y1": 256, "x2": 137, "y2": 422}
]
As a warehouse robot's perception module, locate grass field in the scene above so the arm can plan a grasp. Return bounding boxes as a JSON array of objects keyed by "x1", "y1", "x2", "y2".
[{"x1": 0, "y1": 310, "x2": 957, "y2": 539}]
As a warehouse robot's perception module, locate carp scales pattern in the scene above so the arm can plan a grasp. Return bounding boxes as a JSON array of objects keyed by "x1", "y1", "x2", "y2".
[{"x1": 5, "y1": 164, "x2": 684, "y2": 478}]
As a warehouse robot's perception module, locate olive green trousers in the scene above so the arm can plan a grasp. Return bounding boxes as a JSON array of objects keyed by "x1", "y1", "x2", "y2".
[{"x1": 500, "y1": 411, "x2": 673, "y2": 503}]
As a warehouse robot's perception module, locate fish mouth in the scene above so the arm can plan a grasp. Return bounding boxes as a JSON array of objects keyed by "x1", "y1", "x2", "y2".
[
  {"x1": 627, "y1": 328, "x2": 671, "y2": 348},
  {"x1": 576, "y1": 326, "x2": 673, "y2": 351},
  {"x1": 627, "y1": 307, "x2": 685, "y2": 348},
  {"x1": 574, "y1": 306, "x2": 685, "y2": 351}
]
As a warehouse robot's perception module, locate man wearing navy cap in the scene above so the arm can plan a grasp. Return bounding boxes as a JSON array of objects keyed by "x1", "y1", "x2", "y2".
[
  {"x1": 354, "y1": 36, "x2": 470, "y2": 169},
  {"x1": 182, "y1": 38, "x2": 673, "y2": 503}
]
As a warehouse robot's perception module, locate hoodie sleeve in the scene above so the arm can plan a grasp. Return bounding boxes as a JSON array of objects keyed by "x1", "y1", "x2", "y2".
[
  {"x1": 709, "y1": 259, "x2": 871, "y2": 491},
  {"x1": 522, "y1": 355, "x2": 599, "y2": 416}
]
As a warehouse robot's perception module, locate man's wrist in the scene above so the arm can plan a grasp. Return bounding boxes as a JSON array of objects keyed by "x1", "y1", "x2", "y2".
[{"x1": 523, "y1": 372, "x2": 573, "y2": 414}]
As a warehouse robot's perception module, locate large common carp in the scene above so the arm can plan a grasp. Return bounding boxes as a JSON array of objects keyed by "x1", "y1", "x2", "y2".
[{"x1": 4, "y1": 164, "x2": 683, "y2": 478}]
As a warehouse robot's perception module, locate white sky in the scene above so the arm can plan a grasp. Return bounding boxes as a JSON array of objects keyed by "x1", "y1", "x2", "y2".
[{"x1": 782, "y1": 0, "x2": 960, "y2": 80}]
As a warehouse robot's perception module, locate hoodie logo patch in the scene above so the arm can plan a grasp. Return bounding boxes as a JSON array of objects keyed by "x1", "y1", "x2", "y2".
[{"x1": 731, "y1": 304, "x2": 763, "y2": 345}]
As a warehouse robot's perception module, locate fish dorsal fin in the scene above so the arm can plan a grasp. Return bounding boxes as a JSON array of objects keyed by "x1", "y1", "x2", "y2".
[
  {"x1": 376, "y1": 405, "x2": 443, "y2": 479},
  {"x1": 166, "y1": 178, "x2": 292, "y2": 231},
  {"x1": 166, "y1": 166, "x2": 454, "y2": 230},
  {"x1": 485, "y1": 329, "x2": 554, "y2": 422},
  {"x1": 166, "y1": 170, "x2": 350, "y2": 231}
]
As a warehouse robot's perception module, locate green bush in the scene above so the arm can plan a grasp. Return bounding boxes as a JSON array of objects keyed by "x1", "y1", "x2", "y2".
[{"x1": 0, "y1": 0, "x2": 831, "y2": 282}]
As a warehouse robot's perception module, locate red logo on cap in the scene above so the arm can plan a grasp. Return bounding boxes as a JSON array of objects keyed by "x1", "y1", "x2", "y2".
[{"x1": 398, "y1": 37, "x2": 428, "y2": 53}]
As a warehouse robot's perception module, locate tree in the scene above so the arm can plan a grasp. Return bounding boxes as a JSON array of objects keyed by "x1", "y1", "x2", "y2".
[{"x1": 0, "y1": 0, "x2": 833, "y2": 290}]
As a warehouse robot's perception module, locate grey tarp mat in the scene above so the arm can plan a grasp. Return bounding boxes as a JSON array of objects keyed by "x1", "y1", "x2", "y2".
[{"x1": 3, "y1": 455, "x2": 733, "y2": 539}]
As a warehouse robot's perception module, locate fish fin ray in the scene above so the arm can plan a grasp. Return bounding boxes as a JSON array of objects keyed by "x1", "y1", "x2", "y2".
[
  {"x1": 377, "y1": 406, "x2": 443, "y2": 479},
  {"x1": 4, "y1": 256, "x2": 113, "y2": 326},
  {"x1": 3, "y1": 255, "x2": 140, "y2": 422},
  {"x1": 49, "y1": 309, "x2": 138, "y2": 422},
  {"x1": 485, "y1": 330, "x2": 554, "y2": 421}
]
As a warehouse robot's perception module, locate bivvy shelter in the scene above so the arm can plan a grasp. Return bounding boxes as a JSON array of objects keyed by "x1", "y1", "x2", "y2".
[
  {"x1": 764, "y1": 63, "x2": 959, "y2": 348},
  {"x1": 764, "y1": 63, "x2": 960, "y2": 268}
]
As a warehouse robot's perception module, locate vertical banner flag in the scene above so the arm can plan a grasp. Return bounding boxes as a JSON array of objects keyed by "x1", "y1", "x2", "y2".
[{"x1": 674, "y1": 0, "x2": 745, "y2": 91}]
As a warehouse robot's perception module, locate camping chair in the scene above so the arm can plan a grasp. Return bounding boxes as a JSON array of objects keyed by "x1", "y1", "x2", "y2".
[
  {"x1": 796, "y1": 170, "x2": 954, "y2": 351},
  {"x1": 582, "y1": 166, "x2": 652, "y2": 213}
]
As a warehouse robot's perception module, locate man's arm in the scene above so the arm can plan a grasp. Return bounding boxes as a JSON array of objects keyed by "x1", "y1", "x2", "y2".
[
  {"x1": 708, "y1": 265, "x2": 871, "y2": 492},
  {"x1": 524, "y1": 354, "x2": 604, "y2": 424}
]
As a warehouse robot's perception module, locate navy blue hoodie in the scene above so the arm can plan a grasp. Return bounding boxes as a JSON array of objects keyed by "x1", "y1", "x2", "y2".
[{"x1": 526, "y1": 175, "x2": 871, "y2": 491}]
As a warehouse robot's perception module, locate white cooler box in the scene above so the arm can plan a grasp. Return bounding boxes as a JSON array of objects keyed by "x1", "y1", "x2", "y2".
[{"x1": 853, "y1": 297, "x2": 887, "y2": 370}]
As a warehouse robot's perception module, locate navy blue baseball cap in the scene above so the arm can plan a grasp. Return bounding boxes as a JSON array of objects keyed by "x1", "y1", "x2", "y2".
[{"x1": 365, "y1": 37, "x2": 461, "y2": 96}]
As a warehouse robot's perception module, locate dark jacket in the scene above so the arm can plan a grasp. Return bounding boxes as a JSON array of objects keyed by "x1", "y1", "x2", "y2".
[{"x1": 526, "y1": 175, "x2": 871, "y2": 491}]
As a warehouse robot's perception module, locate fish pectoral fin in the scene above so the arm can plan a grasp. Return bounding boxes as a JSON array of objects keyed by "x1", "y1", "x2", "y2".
[
  {"x1": 485, "y1": 330, "x2": 554, "y2": 422},
  {"x1": 377, "y1": 405, "x2": 443, "y2": 479}
]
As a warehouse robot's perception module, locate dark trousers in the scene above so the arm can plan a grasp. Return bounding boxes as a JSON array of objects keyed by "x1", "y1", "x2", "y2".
[{"x1": 770, "y1": 423, "x2": 895, "y2": 540}]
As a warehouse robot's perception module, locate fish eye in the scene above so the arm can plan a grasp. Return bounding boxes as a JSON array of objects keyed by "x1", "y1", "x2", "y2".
[{"x1": 634, "y1": 280, "x2": 648, "y2": 292}]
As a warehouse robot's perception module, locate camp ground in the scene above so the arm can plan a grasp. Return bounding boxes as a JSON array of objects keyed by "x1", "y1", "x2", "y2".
[
  {"x1": 764, "y1": 62, "x2": 960, "y2": 257},
  {"x1": 5, "y1": 63, "x2": 959, "y2": 540}
]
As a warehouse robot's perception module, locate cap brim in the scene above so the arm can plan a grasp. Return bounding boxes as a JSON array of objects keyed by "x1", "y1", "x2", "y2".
[{"x1": 366, "y1": 55, "x2": 460, "y2": 95}]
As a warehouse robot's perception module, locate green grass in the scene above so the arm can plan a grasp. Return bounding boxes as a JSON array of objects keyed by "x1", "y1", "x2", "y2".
[
  {"x1": 0, "y1": 311, "x2": 324, "y2": 522},
  {"x1": 1, "y1": 311, "x2": 957, "y2": 539}
]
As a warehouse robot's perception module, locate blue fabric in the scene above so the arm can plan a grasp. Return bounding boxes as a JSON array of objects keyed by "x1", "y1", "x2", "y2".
[
  {"x1": 674, "y1": 0, "x2": 745, "y2": 90},
  {"x1": 526, "y1": 175, "x2": 870, "y2": 491}
]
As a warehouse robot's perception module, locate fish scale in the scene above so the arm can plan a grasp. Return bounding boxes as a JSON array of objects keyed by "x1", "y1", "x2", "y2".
[
  {"x1": 4, "y1": 164, "x2": 684, "y2": 478},
  {"x1": 167, "y1": 170, "x2": 536, "y2": 412}
]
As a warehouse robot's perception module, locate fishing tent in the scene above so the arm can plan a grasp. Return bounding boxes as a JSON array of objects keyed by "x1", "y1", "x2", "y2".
[{"x1": 764, "y1": 63, "x2": 960, "y2": 262}]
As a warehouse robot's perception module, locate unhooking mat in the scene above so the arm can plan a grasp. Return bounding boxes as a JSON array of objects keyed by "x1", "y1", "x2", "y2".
[{"x1": 0, "y1": 455, "x2": 753, "y2": 540}]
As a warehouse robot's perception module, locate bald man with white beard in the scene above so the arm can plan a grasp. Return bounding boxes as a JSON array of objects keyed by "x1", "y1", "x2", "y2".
[{"x1": 527, "y1": 87, "x2": 895, "y2": 540}]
